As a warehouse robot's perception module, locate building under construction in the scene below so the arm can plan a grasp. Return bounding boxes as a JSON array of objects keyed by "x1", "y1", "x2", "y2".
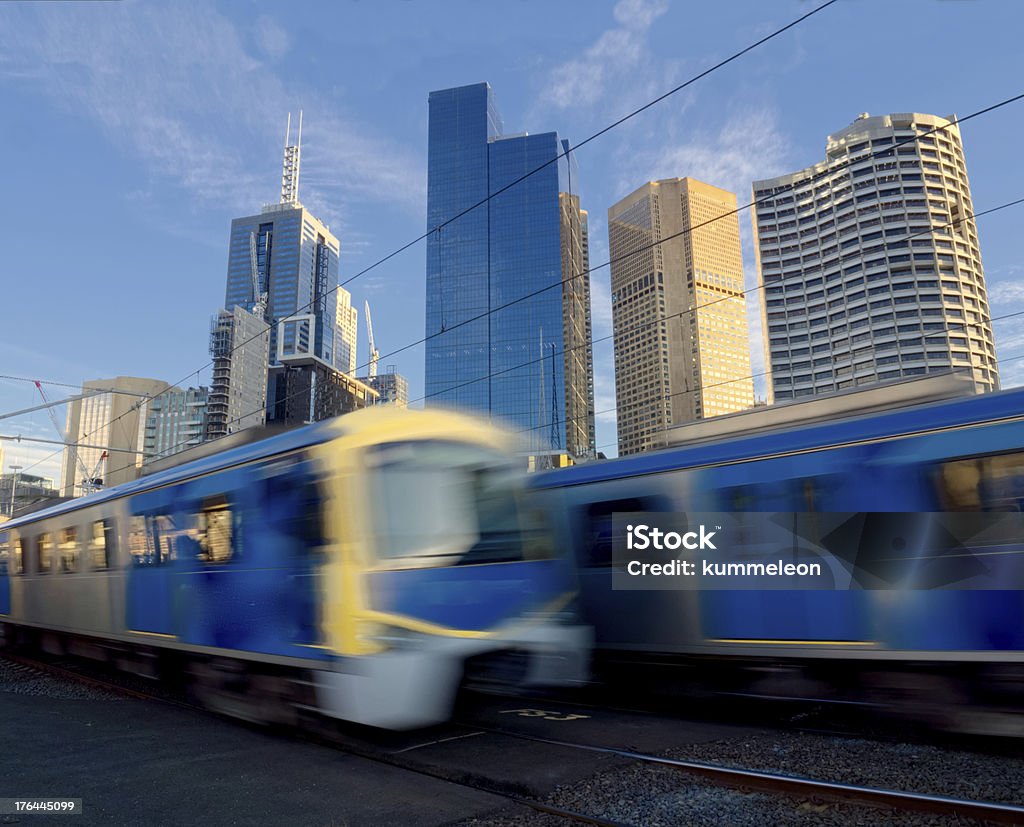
[
  {"x1": 207, "y1": 305, "x2": 270, "y2": 440},
  {"x1": 269, "y1": 361, "x2": 378, "y2": 426}
]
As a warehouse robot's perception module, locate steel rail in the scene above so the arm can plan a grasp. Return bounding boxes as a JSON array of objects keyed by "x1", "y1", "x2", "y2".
[{"x1": 469, "y1": 724, "x2": 1024, "y2": 824}]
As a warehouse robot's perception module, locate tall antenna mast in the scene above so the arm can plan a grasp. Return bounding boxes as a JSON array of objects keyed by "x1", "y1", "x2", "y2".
[{"x1": 281, "y1": 110, "x2": 302, "y2": 204}]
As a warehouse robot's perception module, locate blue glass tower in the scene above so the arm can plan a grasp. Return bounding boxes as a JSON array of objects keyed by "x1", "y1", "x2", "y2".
[{"x1": 425, "y1": 83, "x2": 595, "y2": 460}]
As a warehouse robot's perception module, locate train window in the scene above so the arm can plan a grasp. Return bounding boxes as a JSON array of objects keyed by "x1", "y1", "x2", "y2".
[
  {"x1": 368, "y1": 441, "x2": 541, "y2": 566},
  {"x1": 0, "y1": 533, "x2": 7, "y2": 575},
  {"x1": 937, "y1": 453, "x2": 1024, "y2": 511},
  {"x1": 583, "y1": 498, "x2": 660, "y2": 568},
  {"x1": 36, "y1": 533, "x2": 53, "y2": 574},
  {"x1": 59, "y1": 527, "x2": 79, "y2": 573},
  {"x1": 90, "y1": 520, "x2": 115, "y2": 570},
  {"x1": 128, "y1": 516, "x2": 148, "y2": 566},
  {"x1": 195, "y1": 496, "x2": 234, "y2": 564},
  {"x1": 13, "y1": 538, "x2": 23, "y2": 575},
  {"x1": 130, "y1": 515, "x2": 178, "y2": 566}
]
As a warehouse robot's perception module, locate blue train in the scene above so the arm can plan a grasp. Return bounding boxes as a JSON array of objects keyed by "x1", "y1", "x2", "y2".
[
  {"x1": 534, "y1": 376, "x2": 1024, "y2": 732},
  {"x1": 0, "y1": 408, "x2": 589, "y2": 729}
]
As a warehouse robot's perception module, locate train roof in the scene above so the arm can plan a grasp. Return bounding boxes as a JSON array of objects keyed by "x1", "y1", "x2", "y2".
[
  {"x1": 0, "y1": 417, "x2": 339, "y2": 531},
  {"x1": 1, "y1": 406, "x2": 509, "y2": 532},
  {"x1": 533, "y1": 383, "x2": 1024, "y2": 489}
]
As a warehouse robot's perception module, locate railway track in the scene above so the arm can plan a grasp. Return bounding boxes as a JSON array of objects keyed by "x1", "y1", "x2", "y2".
[
  {"x1": 7, "y1": 651, "x2": 1024, "y2": 825},
  {"x1": 458, "y1": 719, "x2": 1024, "y2": 824}
]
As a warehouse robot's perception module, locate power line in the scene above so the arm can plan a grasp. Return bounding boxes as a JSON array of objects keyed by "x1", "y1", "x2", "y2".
[
  {"x1": 590, "y1": 350, "x2": 1024, "y2": 457},
  {"x1": 26, "y1": 2, "x2": 839, "y2": 482},
  {"x1": 401, "y1": 197, "x2": 1024, "y2": 410},
  {"x1": 358, "y1": 91, "x2": 1024, "y2": 381},
  {"x1": 93, "y1": 183, "x2": 1024, "y2": 478},
  {"x1": 513, "y1": 308, "x2": 1024, "y2": 442}
]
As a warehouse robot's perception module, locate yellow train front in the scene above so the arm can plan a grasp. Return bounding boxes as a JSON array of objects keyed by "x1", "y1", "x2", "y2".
[{"x1": 0, "y1": 408, "x2": 589, "y2": 729}]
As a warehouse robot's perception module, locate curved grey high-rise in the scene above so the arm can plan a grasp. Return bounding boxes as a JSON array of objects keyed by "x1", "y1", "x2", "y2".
[{"x1": 753, "y1": 113, "x2": 998, "y2": 403}]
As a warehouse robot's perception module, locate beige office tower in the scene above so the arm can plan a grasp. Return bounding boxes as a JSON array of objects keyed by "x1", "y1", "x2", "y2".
[
  {"x1": 334, "y1": 288, "x2": 359, "y2": 376},
  {"x1": 61, "y1": 376, "x2": 171, "y2": 496},
  {"x1": 560, "y1": 194, "x2": 597, "y2": 459},
  {"x1": 753, "y1": 113, "x2": 997, "y2": 402},
  {"x1": 609, "y1": 178, "x2": 754, "y2": 455}
]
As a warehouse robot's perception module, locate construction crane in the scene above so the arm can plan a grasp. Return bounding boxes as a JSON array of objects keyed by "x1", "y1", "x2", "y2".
[
  {"x1": 33, "y1": 381, "x2": 105, "y2": 495},
  {"x1": 249, "y1": 231, "x2": 269, "y2": 321},
  {"x1": 365, "y1": 300, "x2": 380, "y2": 378}
]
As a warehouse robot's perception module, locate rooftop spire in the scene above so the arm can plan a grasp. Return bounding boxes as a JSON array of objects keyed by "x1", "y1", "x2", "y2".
[{"x1": 281, "y1": 110, "x2": 302, "y2": 204}]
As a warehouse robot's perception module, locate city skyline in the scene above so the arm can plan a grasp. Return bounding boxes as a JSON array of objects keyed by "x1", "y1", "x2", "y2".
[{"x1": 3, "y1": 0, "x2": 1023, "y2": 481}]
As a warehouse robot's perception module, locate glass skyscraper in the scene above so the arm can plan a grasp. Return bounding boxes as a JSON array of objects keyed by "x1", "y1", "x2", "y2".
[
  {"x1": 425, "y1": 82, "x2": 595, "y2": 460},
  {"x1": 224, "y1": 204, "x2": 341, "y2": 371}
]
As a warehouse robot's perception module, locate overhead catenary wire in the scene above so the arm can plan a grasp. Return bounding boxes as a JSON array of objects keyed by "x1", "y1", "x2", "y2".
[
  {"x1": 25, "y1": 94, "x2": 1024, "y2": 484},
  {"x1": 515, "y1": 308, "x2": 1024, "y2": 442},
  {"x1": 94, "y1": 302, "x2": 1024, "y2": 485},
  {"x1": 362, "y1": 92, "x2": 1024, "y2": 380},
  {"x1": 90, "y1": 170, "x2": 1024, "y2": 480},
  {"x1": 16, "y1": 2, "x2": 840, "y2": 480},
  {"x1": 400, "y1": 196, "x2": 1024, "y2": 410},
  {"x1": 589, "y1": 347, "x2": 1024, "y2": 456}
]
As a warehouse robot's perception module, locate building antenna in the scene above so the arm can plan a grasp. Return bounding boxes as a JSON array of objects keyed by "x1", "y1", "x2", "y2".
[{"x1": 281, "y1": 110, "x2": 302, "y2": 204}]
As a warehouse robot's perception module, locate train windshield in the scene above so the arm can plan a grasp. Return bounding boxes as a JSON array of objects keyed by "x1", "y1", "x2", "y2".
[{"x1": 368, "y1": 440, "x2": 551, "y2": 567}]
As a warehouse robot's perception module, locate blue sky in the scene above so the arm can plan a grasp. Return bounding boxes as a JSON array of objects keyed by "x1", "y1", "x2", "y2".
[{"x1": 2, "y1": 0, "x2": 1022, "y2": 481}]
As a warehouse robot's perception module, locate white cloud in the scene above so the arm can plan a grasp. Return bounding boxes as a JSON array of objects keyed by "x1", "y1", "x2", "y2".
[
  {"x1": 988, "y1": 278, "x2": 1024, "y2": 307},
  {"x1": 254, "y1": 15, "x2": 290, "y2": 60},
  {"x1": 0, "y1": 4, "x2": 425, "y2": 220},
  {"x1": 537, "y1": 0, "x2": 670, "y2": 113},
  {"x1": 626, "y1": 107, "x2": 790, "y2": 202}
]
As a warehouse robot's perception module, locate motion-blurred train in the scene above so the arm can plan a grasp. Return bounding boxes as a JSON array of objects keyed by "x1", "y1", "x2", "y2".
[
  {"x1": 535, "y1": 375, "x2": 1024, "y2": 733},
  {"x1": 0, "y1": 408, "x2": 589, "y2": 729}
]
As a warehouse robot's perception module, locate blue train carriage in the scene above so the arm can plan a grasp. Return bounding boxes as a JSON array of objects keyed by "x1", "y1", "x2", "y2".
[
  {"x1": 0, "y1": 407, "x2": 589, "y2": 729},
  {"x1": 533, "y1": 376, "x2": 1024, "y2": 694}
]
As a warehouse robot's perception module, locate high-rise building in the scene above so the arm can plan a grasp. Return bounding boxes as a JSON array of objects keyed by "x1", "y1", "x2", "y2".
[
  {"x1": 358, "y1": 367, "x2": 409, "y2": 407},
  {"x1": 137, "y1": 387, "x2": 209, "y2": 466},
  {"x1": 753, "y1": 112, "x2": 998, "y2": 403},
  {"x1": 61, "y1": 376, "x2": 170, "y2": 496},
  {"x1": 207, "y1": 305, "x2": 270, "y2": 440},
  {"x1": 222, "y1": 114, "x2": 357, "y2": 424},
  {"x1": 1, "y1": 471, "x2": 60, "y2": 518},
  {"x1": 335, "y1": 289, "x2": 358, "y2": 376},
  {"x1": 608, "y1": 178, "x2": 754, "y2": 456},
  {"x1": 269, "y1": 364, "x2": 377, "y2": 426},
  {"x1": 425, "y1": 82, "x2": 596, "y2": 461}
]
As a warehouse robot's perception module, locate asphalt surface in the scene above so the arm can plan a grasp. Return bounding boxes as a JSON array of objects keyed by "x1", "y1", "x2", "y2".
[{"x1": 0, "y1": 689, "x2": 509, "y2": 827}]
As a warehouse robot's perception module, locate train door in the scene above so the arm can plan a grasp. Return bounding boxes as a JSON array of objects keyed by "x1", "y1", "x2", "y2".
[
  {"x1": 699, "y1": 451, "x2": 871, "y2": 644},
  {"x1": 0, "y1": 531, "x2": 9, "y2": 616},
  {"x1": 875, "y1": 441, "x2": 1024, "y2": 651},
  {"x1": 125, "y1": 486, "x2": 181, "y2": 637},
  {"x1": 171, "y1": 457, "x2": 325, "y2": 657},
  {"x1": 571, "y1": 490, "x2": 687, "y2": 651}
]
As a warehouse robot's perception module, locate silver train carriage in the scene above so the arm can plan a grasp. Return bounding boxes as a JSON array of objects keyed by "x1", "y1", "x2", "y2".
[{"x1": 0, "y1": 407, "x2": 589, "y2": 729}]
